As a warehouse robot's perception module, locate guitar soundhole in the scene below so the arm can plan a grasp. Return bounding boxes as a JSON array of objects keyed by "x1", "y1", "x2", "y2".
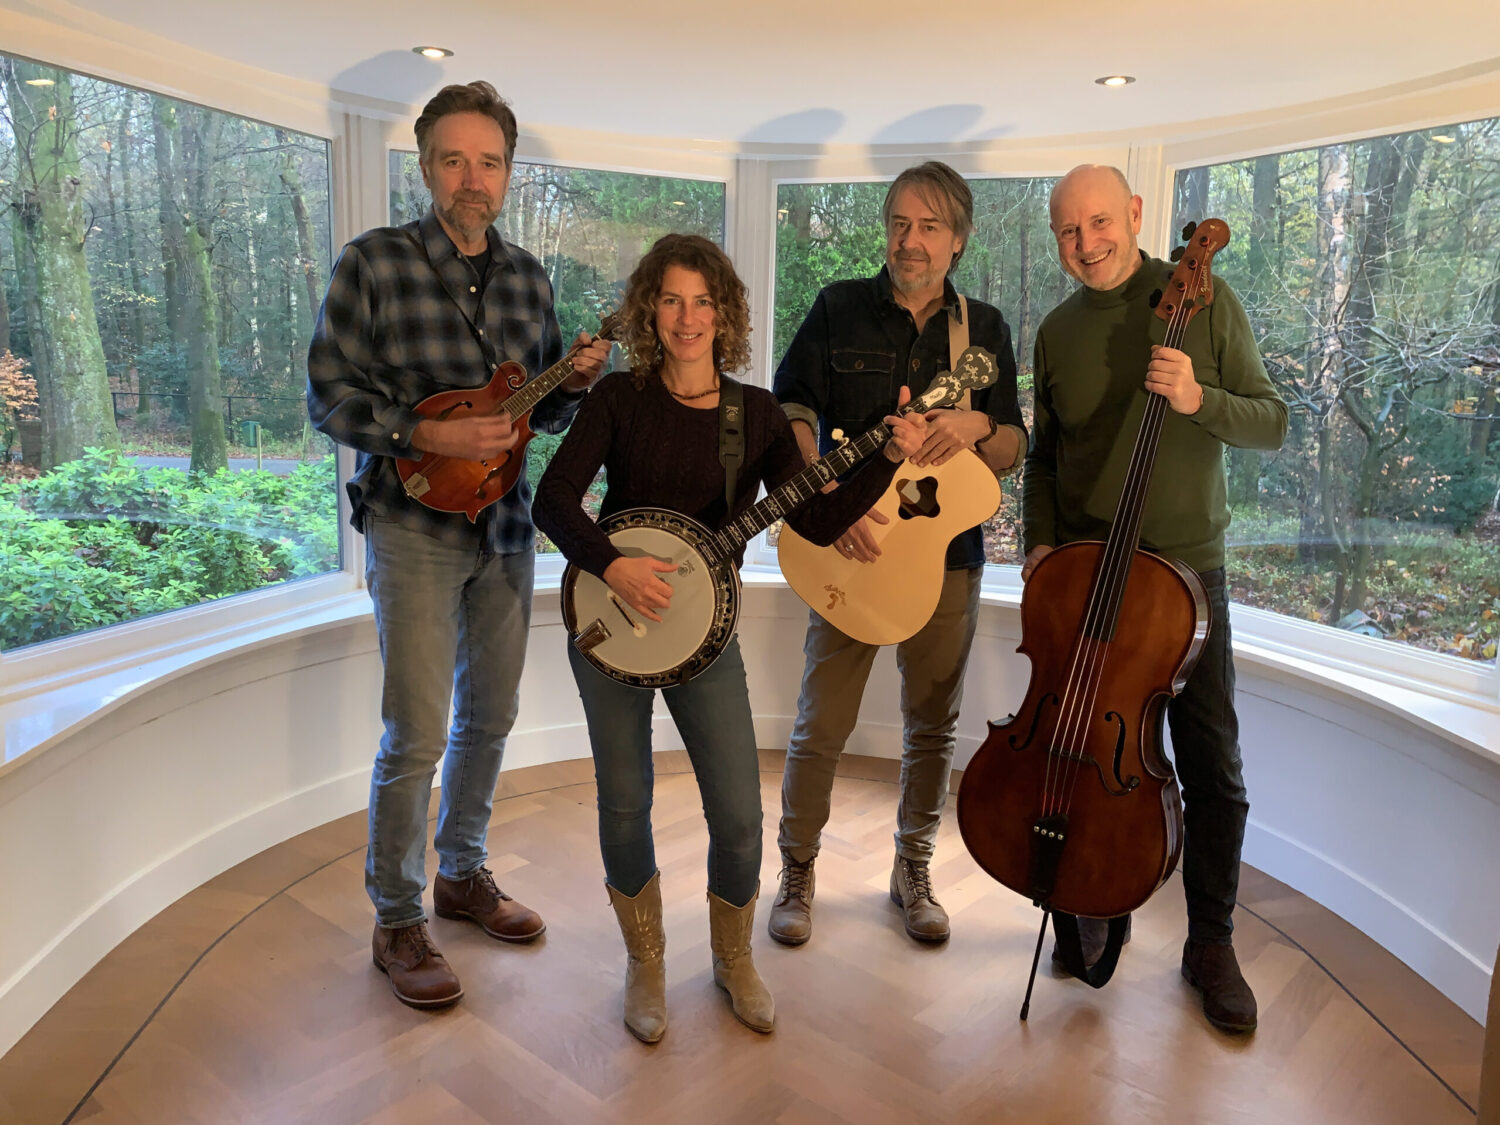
[{"x1": 895, "y1": 476, "x2": 941, "y2": 521}]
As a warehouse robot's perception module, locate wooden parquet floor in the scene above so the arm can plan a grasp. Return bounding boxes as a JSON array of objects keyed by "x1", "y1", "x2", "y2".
[{"x1": 0, "y1": 753, "x2": 1484, "y2": 1125}]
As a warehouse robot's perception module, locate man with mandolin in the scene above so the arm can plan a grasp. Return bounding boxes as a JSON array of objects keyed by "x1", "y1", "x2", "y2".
[
  {"x1": 769, "y1": 161, "x2": 1027, "y2": 947},
  {"x1": 307, "y1": 81, "x2": 611, "y2": 1010},
  {"x1": 1022, "y1": 164, "x2": 1288, "y2": 1032}
]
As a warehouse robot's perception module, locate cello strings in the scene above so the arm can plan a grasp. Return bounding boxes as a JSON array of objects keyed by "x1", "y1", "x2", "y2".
[{"x1": 1048, "y1": 275, "x2": 1197, "y2": 821}]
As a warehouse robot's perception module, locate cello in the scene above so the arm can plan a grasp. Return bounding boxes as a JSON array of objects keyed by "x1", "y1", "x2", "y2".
[{"x1": 956, "y1": 219, "x2": 1230, "y2": 1017}]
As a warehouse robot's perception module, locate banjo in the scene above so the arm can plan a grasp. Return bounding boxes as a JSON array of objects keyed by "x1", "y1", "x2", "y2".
[{"x1": 561, "y1": 348, "x2": 999, "y2": 687}]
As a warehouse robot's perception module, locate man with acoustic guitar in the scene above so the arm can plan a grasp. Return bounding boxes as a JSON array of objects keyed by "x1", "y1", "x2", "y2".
[
  {"x1": 1023, "y1": 164, "x2": 1287, "y2": 1032},
  {"x1": 769, "y1": 162, "x2": 1026, "y2": 946},
  {"x1": 307, "y1": 81, "x2": 610, "y2": 1010}
]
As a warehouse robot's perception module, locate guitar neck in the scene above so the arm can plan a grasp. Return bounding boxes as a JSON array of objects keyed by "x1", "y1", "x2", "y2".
[{"x1": 701, "y1": 420, "x2": 893, "y2": 566}]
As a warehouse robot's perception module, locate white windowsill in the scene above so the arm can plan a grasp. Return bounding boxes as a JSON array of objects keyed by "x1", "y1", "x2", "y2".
[{"x1": 2, "y1": 567, "x2": 1496, "y2": 781}]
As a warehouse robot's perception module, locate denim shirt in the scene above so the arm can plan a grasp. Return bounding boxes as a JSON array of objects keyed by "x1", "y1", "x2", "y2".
[{"x1": 773, "y1": 267, "x2": 1024, "y2": 569}]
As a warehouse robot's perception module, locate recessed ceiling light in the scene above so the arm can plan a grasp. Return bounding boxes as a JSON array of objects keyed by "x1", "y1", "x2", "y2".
[
  {"x1": 413, "y1": 46, "x2": 453, "y2": 59},
  {"x1": 24, "y1": 78, "x2": 55, "y2": 87},
  {"x1": 1095, "y1": 75, "x2": 1135, "y2": 87},
  {"x1": 1431, "y1": 133, "x2": 1456, "y2": 143}
]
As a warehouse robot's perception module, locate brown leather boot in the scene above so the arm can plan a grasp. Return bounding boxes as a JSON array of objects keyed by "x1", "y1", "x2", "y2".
[
  {"x1": 889, "y1": 856, "x2": 949, "y2": 942},
  {"x1": 1051, "y1": 912, "x2": 1132, "y2": 976},
  {"x1": 434, "y1": 866, "x2": 546, "y2": 942},
  {"x1": 372, "y1": 921, "x2": 462, "y2": 1009},
  {"x1": 1182, "y1": 938, "x2": 1258, "y2": 1033},
  {"x1": 607, "y1": 873, "x2": 668, "y2": 1044},
  {"x1": 767, "y1": 858, "x2": 815, "y2": 946},
  {"x1": 708, "y1": 887, "x2": 774, "y2": 1033}
]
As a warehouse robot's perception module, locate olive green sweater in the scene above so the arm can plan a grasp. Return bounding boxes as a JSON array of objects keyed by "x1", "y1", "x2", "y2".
[{"x1": 1022, "y1": 253, "x2": 1288, "y2": 573}]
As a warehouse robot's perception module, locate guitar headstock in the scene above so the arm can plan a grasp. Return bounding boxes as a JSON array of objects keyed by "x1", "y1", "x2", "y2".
[
  {"x1": 1153, "y1": 218, "x2": 1231, "y2": 325},
  {"x1": 909, "y1": 346, "x2": 999, "y2": 413}
]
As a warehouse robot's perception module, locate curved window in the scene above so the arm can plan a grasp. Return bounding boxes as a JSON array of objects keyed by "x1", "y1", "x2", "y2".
[
  {"x1": 771, "y1": 176, "x2": 1061, "y2": 565},
  {"x1": 1175, "y1": 119, "x2": 1500, "y2": 665},
  {"x1": 0, "y1": 54, "x2": 338, "y2": 653},
  {"x1": 389, "y1": 151, "x2": 727, "y2": 554}
]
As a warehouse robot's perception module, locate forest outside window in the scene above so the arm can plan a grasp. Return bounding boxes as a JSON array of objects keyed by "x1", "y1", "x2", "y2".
[
  {"x1": 388, "y1": 151, "x2": 726, "y2": 554},
  {"x1": 1174, "y1": 119, "x2": 1500, "y2": 667},
  {"x1": 770, "y1": 176, "x2": 1061, "y2": 565},
  {"x1": 0, "y1": 54, "x2": 339, "y2": 654}
]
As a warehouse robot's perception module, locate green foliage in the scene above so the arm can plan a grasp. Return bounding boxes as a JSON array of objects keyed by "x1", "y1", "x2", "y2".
[{"x1": 0, "y1": 452, "x2": 339, "y2": 650}]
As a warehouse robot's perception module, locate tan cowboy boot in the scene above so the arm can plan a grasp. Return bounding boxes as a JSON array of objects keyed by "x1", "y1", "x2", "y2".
[
  {"x1": 707, "y1": 886, "x2": 775, "y2": 1033},
  {"x1": 606, "y1": 873, "x2": 668, "y2": 1044}
]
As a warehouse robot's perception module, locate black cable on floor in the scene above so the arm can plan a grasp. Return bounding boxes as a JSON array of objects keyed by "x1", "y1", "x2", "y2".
[{"x1": 1236, "y1": 901, "x2": 1477, "y2": 1116}]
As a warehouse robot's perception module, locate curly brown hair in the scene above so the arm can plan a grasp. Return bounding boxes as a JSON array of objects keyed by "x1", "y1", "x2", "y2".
[
  {"x1": 414, "y1": 81, "x2": 518, "y2": 166},
  {"x1": 620, "y1": 234, "x2": 751, "y2": 384}
]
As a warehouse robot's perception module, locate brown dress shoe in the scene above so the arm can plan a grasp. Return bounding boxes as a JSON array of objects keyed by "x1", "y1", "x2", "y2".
[
  {"x1": 1051, "y1": 912, "x2": 1132, "y2": 976},
  {"x1": 767, "y1": 859, "x2": 815, "y2": 946},
  {"x1": 372, "y1": 921, "x2": 462, "y2": 1009},
  {"x1": 1182, "y1": 938, "x2": 1258, "y2": 1033},
  {"x1": 889, "y1": 856, "x2": 950, "y2": 942},
  {"x1": 434, "y1": 866, "x2": 546, "y2": 942}
]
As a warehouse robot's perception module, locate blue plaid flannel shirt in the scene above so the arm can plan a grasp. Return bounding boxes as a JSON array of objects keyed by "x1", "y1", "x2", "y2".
[{"x1": 307, "y1": 207, "x2": 583, "y2": 554}]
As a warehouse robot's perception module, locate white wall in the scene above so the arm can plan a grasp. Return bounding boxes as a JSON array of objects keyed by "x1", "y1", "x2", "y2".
[{"x1": 2, "y1": 583, "x2": 1495, "y2": 1059}]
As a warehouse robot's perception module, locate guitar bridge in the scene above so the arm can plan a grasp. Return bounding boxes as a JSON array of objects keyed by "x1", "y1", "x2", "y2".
[{"x1": 403, "y1": 473, "x2": 430, "y2": 499}]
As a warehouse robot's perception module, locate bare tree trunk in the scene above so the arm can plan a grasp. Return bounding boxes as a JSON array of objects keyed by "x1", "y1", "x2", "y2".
[
  {"x1": 117, "y1": 91, "x2": 152, "y2": 416},
  {"x1": 1, "y1": 58, "x2": 121, "y2": 466},
  {"x1": 1313, "y1": 143, "x2": 1353, "y2": 617}
]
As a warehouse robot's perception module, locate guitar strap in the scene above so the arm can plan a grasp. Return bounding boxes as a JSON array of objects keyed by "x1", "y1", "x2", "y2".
[
  {"x1": 948, "y1": 294, "x2": 972, "y2": 412},
  {"x1": 718, "y1": 375, "x2": 745, "y2": 509}
]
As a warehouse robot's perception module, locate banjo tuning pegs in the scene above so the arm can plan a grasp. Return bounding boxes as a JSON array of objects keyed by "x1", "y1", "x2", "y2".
[
  {"x1": 1180, "y1": 220, "x2": 1197, "y2": 241},
  {"x1": 1149, "y1": 289, "x2": 1163, "y2": 309}
]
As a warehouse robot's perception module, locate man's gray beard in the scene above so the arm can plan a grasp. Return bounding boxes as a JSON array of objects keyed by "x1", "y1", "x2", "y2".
[
  {"x1": 889, "y1": 258, "x2": 942, "y2": 296},
  {"x1": 438, "y1": 199, "x2": 499, "y2": 243}
]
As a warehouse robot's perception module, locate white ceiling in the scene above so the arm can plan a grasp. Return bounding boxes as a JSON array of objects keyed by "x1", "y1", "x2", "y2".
[{"x1": 14, "y1": 0, "x2": 1500, "y2": 146}]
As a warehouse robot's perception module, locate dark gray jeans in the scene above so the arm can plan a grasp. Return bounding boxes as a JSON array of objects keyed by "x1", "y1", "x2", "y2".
[
  {"x1": 1170, "y1": 566, "x2": 1250, "y2": 945},
  {"x1": 778, "y1": 567, "x2": 982, "y2": 866}
]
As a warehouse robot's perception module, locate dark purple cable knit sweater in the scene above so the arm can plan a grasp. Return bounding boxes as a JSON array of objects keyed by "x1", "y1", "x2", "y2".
[{"x1": 534, "y1": 371, "x2": 900, "y2": 578}]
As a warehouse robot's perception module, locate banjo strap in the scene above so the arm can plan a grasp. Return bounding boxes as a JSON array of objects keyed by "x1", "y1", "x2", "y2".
[{"x1": 718, "y1": 375, "x2": 745, "y2": 509}]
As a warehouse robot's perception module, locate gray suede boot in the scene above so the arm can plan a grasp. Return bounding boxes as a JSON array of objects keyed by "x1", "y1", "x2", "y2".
[
  {"x1": 707, "y1": 885, "x2": 775, "y2": 1033},
  {"x1": 607, "y1": 872, "x2": 667, "y2": 1044}
]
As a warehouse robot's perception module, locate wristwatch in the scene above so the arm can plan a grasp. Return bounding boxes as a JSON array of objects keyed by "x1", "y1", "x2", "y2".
[{"x1": 974, "y1": 414, "x2": 999, "y2": 448}]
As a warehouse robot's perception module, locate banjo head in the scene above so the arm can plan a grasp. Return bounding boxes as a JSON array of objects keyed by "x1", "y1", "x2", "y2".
[{"x1": 562, "y1": 508, "x2": 740, "y2": 688}]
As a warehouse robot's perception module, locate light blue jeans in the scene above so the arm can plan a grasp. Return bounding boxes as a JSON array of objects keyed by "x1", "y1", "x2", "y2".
[
  {"x1": 567, "y1": 636, "x2": 763, "y2": 908},
  {"x1": 363, "y1": 516, "x2": 534, "y2": 928}
]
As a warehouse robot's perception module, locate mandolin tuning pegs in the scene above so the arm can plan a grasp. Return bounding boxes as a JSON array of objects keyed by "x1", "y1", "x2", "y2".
[
  {"x1": 1180, "y1": 220, "x2": 1197, "y2": 241},
  {"x1": 1169, "y1": 246, "x2": 1185, "y2": 262},
  {"x1": 1149, "y1": 289, "x2": 1163, "y2": 308}
]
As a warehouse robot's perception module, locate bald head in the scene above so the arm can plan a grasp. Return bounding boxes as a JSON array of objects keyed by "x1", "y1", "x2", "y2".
[
  {"x1": 1049, "y1": 164, "x2": 1134, "y2": 224},
  {"x1": 1048, "y1": 164, "x2": 1144, "y2": 291}
]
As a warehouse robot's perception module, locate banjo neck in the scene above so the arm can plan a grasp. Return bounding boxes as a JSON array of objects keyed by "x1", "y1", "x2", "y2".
[{"x1": 699, "y1": 420, "x2": 895, "y2": 567}]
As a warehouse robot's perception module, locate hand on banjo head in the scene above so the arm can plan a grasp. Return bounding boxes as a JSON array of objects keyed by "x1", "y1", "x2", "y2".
[{"x1": 603, "y1": 554, "x2": 678, "y2": 623}]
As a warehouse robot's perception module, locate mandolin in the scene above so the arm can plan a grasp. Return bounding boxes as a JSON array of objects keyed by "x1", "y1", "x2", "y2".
[{"x1": 397, "y1": 312, "x2": 623, "y2": 522}]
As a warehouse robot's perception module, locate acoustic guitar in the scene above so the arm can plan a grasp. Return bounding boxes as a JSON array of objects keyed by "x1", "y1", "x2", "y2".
[{"x1": 778, "y1": 443, "x2": 1002, "y2": 645}]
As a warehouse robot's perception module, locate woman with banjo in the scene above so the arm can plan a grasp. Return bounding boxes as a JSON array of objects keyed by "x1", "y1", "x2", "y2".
[{"x1": 534, "y1": 234, "x2": 926, "y2": 1043}]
